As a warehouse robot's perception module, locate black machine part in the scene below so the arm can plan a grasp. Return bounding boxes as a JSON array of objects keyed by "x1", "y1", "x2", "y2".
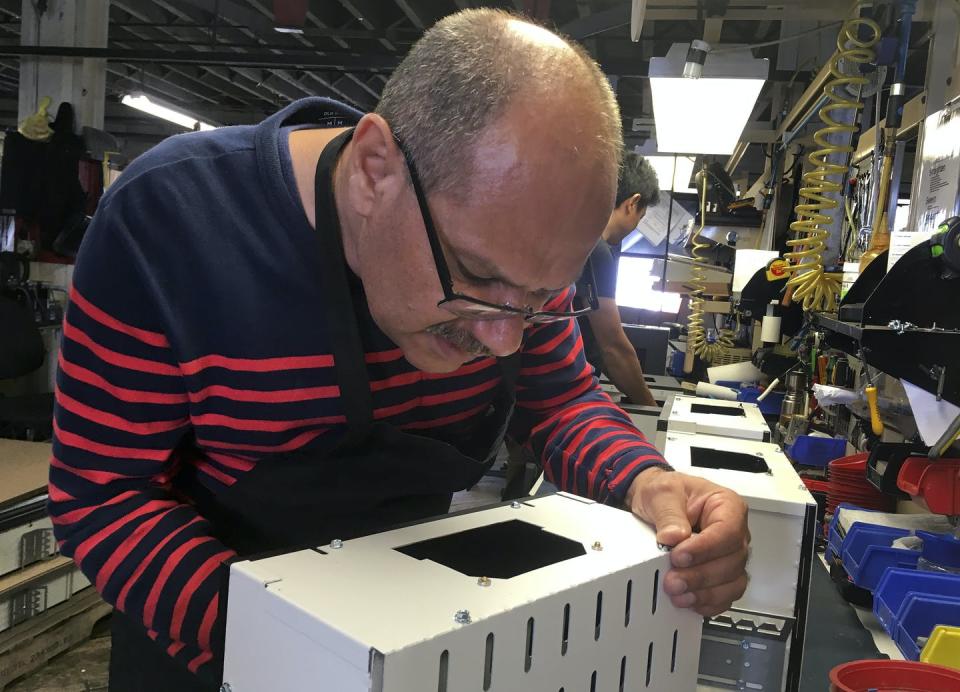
[
  {"x1": 862, "y1": 217, "x2": 960, "y2": 328},
  {"x1": 737, "y1": 259, "x2": 803, "y2": 337},
  {"x1": 865, "y1": 441, "x2": 928, "y2": 498}
]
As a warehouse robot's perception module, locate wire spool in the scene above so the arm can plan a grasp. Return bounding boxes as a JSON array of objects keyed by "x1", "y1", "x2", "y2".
[{"x1": 783, "y1": 17, "x2": 881, "y2": 312}]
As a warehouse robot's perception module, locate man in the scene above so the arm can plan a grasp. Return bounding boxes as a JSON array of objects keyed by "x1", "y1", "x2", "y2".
[
  {"x1": 576, "y1": 152, "x2": 661, "y2": 406},
  {"x1": 49, "y1": 10, "x2": 748, "y2": 691}
]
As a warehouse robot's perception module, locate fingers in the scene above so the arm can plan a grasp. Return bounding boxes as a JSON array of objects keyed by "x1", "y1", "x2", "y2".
[
  {"x1": 670, "y1": 491, "x2": 749, "y2": 569},
  {"x1": 664, "y1": 549, "x2": 747, "y2": 598},
  {"x1": 669, "y1": 574, "x2": 749, "y2": 616},
  {"x1": 633, "y1": 470, "x2": 693, "y2": 547}
]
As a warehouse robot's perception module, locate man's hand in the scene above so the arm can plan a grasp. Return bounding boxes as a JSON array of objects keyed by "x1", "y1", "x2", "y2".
[{"x1": 625, "y1": 467, "x2": 750, "y2": 617}]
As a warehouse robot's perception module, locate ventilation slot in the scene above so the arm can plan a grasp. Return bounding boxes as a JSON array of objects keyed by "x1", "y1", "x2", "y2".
[
  {"x1": 524, "y1": 617, "x2": 535, "y2": 673},
  {"x1": 483, "y1": 633, "x2": 494, "y2": 691},
  {"x1": 594, "y1": 591, "x2": 603, "y2": 641},
  {"x1": 671, "y1": 629, "x2": 678, "y2": 673},
  {"x1": 437, "y1": 650, "x2": 448, "y2": 692},
  {"x1": 561, "y1": 603, "x2": 571, "y2": 656},
  {"x1": 652, "y1": 569, "x2": 660, "y2": 614},
  {"x1": 645, "y1": 642, "x2": 653, "y2": 687},
  {"x1": 590, "y1": 670, "x2": 597, "y2": 692},
  {"x1": 619, "y1": 656, "x2": 627, "y2": 692},
  {"x1": 624, "y1": 579, "x2": 633, "y2": 627}
]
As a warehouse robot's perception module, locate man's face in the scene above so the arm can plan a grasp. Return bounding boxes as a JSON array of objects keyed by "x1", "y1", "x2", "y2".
[{"x1": 348, "y1": 104, "x2": 615, "y2": 373}]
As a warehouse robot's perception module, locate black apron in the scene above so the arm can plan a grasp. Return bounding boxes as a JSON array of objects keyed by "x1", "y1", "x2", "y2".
[{"x1": 109, "y1": 129, "x2": 518, "y2": 691}]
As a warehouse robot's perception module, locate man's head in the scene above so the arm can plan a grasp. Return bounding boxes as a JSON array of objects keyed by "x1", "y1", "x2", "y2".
[
  {"x1": 604, "y1": 152, "x2": 661, "y2": 244},
  {"x1": 336, "y1": 10, "x2": 623, "y2": 373}
]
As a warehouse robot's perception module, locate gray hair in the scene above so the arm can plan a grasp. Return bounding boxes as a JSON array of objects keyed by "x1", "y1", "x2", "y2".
[
  {"x1": 617, "y1": 152, "x2": 661, "y2": 208},
  {"x1": 376, "y1": 9, "x2": 623, "y2": 197}
]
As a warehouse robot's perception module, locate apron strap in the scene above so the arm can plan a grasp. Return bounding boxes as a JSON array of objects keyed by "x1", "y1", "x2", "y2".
[{"x1": 313, "y1": 128, "x2": 373, "y2": 432}]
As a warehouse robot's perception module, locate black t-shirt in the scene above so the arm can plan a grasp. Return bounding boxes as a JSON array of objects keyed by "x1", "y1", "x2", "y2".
[{"x1": 575, "y1": 240, "x2": 619, "y2": 375}]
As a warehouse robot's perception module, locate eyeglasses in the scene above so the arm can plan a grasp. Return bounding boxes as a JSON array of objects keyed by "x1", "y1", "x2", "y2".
[{"x1": 393, "y1": 134, "x2": 599, "y2": 324}]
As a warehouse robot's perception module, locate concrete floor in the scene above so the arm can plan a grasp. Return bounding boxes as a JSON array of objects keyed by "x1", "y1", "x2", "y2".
[{"x1": 6, "y1": 615, "x2": 111, "y2": 692}]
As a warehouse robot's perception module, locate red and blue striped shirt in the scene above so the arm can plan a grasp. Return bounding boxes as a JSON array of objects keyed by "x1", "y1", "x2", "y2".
[{"x1": 49, "y1": 98, "x2": 667, "y2": 679}]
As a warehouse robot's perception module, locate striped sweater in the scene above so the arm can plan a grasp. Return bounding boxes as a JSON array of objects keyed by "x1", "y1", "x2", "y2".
[{"x1": 49, "y1": 98, "x2": 667, "y2": 680}]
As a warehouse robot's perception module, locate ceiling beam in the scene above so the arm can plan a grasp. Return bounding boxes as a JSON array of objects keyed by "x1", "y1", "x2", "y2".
[
  {"x1": 159, "y1": 0, "x2": 373, "y2": 109},
  {"x1": 336, "y1": 0, "x2": 399, "y2": 52}
]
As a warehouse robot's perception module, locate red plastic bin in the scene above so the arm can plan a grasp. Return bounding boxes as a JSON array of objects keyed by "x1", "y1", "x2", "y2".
[{"x1": 829, "y1": 659, "x2": 960, "y2": 691}]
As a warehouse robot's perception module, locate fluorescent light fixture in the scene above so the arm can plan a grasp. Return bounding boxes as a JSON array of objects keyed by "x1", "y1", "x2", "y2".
[
  {"x1": 274, "y1": 26, "x2": 305, "y2": 34},
  {"x1": 121, "y1": 94, "x2": 217, "y2": 132},
  {"x1": 616, "y1": 256, "x2": 683, "y2": 313},
  {"x1": 645, "y1": 155, "x2": 697, "y2": 193},
  {"x1": 649, "y1": 43, "x2": 768, "y2": 155}
]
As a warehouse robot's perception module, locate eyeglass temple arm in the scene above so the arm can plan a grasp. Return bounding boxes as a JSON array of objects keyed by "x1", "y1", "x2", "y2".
[{"x1": 395, "y1": 139, "x2": 457, "y2": 293}]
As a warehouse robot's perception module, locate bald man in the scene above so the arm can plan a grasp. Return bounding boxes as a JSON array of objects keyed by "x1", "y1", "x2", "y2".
[{"x1": 50, "y1": 10, "x2": 749, "y2": 690}]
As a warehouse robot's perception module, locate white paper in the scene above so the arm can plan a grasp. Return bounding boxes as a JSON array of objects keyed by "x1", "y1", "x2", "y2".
[
  {"x1": 813, "y1": 384, "x2": 860, "y2": 406},
  {"x1": 905, "y1": 98, "x2": 960, "y2": 266},
  {"x1": 887, "y1": 229, "x2": 937, "y2": 271},
  {"x1": 632, "y1": 196, "x2": 693, "y2": 248},
  {"x1": 707, "y1": 361, "x2": 763, "y2": 384},
  {"x1": 902, "y1": 378, "x2": 960, "y2": 446},
  {"x1": 732, "y1": 249, "x2": 779, "y2": 293}
]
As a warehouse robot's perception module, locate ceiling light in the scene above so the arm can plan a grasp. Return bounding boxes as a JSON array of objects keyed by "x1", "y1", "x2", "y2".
[
  {"x1": 649, "y1": 43, "x2": 768, "y2": 155},
  {"x1": 645, "y1": 155, "x2": 697, "y2": 193},
  {"x1": 122, "y1": 94, "x2": 216, "y2": 132}
]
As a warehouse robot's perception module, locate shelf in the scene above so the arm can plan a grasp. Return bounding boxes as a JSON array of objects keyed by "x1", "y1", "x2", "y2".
[{"x1": 812, "y1": 313, "x2": 960, "y2": 408}]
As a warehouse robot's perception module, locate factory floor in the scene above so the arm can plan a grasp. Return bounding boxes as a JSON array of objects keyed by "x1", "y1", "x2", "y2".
[
  {"x1": 6, "y1": 475, "x2": 508, "y2": 691},
  {"x1": 6, "y1": 616, "x2": 111, "y2": 692}
]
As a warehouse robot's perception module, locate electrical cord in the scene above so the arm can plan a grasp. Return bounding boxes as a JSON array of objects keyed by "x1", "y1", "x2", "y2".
[
  {"x1": 711, "y1": 21, "x2": 843, "y2": 54},
  {"x1": 782, "y1": 17, "x2": 881, "y2": 312},
  {"x1": 684, "y1": 168, "x2": 734, "y2": 371}
]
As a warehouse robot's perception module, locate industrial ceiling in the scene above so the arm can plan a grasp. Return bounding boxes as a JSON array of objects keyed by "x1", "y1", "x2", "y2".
[{"x1": 0, "y1": 0, "x2": 935, "y2": 176}]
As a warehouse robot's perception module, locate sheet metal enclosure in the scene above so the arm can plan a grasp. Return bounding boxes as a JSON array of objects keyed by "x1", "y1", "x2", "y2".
[
  {"x1": 656, "y1": 395, "x2": 771, "y2": 449},
  {"x1": 222, "y1": 493, "x2": 702, "y2": 692},
  {"x1": 662, "y1": 433, "x2": 817, "y2": 692}
]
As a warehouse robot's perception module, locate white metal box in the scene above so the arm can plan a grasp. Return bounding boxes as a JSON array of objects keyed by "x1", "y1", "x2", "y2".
[
  {"x1": 656, "y1": 395, "x2": 770, "y2": 449},
  {"x1": 660, "y1": 434, "x2": 817, "y2": 692},
  {"x1": 0, "y1": 496, "x2": 56, "y2": 577},
  {"x1": 0, "y1": 557, "x2": 90, "y2": 632},
  {"x1": 223, "y1": 493, "x2": 702, "y2": 692}
]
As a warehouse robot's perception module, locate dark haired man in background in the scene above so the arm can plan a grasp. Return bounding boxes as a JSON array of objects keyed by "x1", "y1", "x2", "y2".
[{"x1": 576, "y1": 152, "x2": 661, "y2": 405}]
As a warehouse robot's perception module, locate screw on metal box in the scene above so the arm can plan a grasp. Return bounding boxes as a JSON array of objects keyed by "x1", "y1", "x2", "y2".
[
  {"x1": 454, "y1": 609, "x2": 472, "y2": 624},
  {"x1": 510, "y1": 501, "x2": 521, "y2": 509},
  {"x1": 591, "y1": 541, "x2": 604, "y2": 551},
  {"x1": 477, "y1": 576, "x2": 492, "y2": 587},
  {"x1": 330, "y1": 539, "x2": 343, "y2": 549}
]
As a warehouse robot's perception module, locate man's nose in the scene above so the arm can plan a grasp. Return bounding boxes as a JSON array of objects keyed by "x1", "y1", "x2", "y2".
[{"x1": 466, "y1": 316, "x2": 525, "y2": 358}]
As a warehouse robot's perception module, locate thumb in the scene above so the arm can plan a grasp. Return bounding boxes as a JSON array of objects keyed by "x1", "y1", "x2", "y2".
[{"x1": 641, "y1": 476, "x2": 693, "y2": 548}]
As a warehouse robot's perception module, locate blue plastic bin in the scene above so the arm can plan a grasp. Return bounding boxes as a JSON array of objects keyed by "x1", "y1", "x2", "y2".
[
  {"x1": 874, "y1": 568, "x2": 960, "y2": 635},
  {"x1": 738, "y1": 385, "x2": 785, "y2": 416},
  {"x1": 893, "y1": 593, "x2": 960, "y2": 660},
  {"x1": 787, "y1": 435, "x2": 847, "y2": 468},
  {"x1": 840, "y1": 523, "x2": 921, "y2": 592}
]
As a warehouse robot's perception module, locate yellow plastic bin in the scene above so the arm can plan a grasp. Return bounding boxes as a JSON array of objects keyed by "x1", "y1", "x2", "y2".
[{"x1": 921, "y1": 625, "x2": 960, "y2": 671}]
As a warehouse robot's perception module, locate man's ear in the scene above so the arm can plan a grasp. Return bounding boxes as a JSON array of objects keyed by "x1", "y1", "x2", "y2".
[{"x1": 346, "y1": 113, "x2": 404, "y2": 218}]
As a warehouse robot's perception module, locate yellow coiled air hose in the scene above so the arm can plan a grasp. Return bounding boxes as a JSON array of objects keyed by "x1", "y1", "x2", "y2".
[
  {"x1": 684, "y1": 168, "x2": 734, "y2": 372},
  {"x1": 783, "y1": 17, "x2": 881, "y2": 312}
]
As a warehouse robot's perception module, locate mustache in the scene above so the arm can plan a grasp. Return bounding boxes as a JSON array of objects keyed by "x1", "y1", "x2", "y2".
[{"x1": 426, "y1": 322, "x2": 494, "y2": 358}]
